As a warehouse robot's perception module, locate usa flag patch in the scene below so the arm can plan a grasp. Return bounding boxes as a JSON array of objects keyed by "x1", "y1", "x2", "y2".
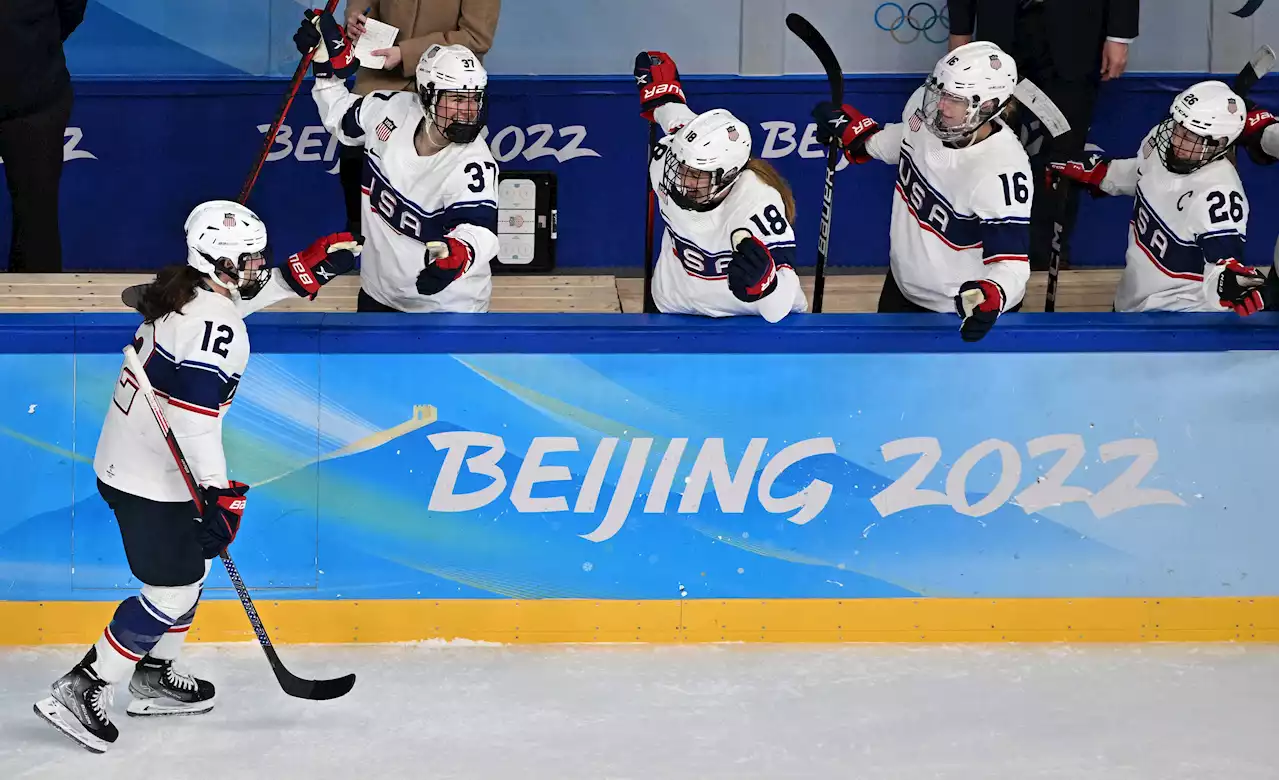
[
  {"x1": 376, "y1": 118, "x2": 397, "y2": 142},
  {"x1": 223, "y1": 213, "x2": 236, "y2": 227},
  {"x1": 909, "y1": 111, "x2": 923, "y2": 132}
]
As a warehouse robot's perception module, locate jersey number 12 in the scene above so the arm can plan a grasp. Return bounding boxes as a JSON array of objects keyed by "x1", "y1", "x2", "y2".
[{"x1": 201, "y1": 321, "x2": 234, "y2": 358}]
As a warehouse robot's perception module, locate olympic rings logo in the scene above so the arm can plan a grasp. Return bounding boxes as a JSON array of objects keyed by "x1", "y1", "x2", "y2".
[{"x1": 874, "y1": 2, "x2": 950, "y2": 45}]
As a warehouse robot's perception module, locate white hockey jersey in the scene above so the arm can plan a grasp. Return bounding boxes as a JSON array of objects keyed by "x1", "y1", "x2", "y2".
[
  {"x1": 313, "y1": 77, "x2": 499, "y2": 313},
  {"x1": 95, "y1": 289, "x2": 247, "y2": 503},
  {"x1": 865, "y1": 87, "x2": 1033, "y2": 313},
  {"x1": 649, "y1": 105, "x2": 808, "y2": 322},
  {"x1": 1100, "y1": 126, "x2": 1250, "y2": 312}
]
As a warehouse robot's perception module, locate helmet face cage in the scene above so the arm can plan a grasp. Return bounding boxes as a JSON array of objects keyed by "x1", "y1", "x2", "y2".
[
  {"x1": 419, "y1": 84, "x2": 488, "y2": 144},
  {"x1": 1154, "y1": 116, "x2": 1230, "y2": 174},
  {"x1": 207, "y1": 247, "x2": 272, "y2": 300},
  {"x1": 922, "y1": 79, "x2": 998, "y2": 143},
  {"x1": 660, "y1": 151, "x2": 740, "y2": 212}
]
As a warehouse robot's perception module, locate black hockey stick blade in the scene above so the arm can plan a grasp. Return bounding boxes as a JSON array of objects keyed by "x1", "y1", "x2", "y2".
[
  {"x1": 786, "y1": 13, "x2": 843, "y2": 101},
  {"x1": 1233, "y1": 44, "x2": 1277, "y2": 96},
  {"x1": 266, "y1": 645, "x2": 357, "y2": 701}
]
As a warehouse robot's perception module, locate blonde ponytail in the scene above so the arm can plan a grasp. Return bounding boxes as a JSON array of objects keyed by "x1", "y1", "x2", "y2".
[{"x1": 744, "y1": 158, "x2": 797, "y2": 224}]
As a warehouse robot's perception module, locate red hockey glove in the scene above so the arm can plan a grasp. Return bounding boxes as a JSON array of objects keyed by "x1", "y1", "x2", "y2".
[
  {"x1": 1216, "y1": 260, "x2": 1266, "y2": 316},
  {"x1": 416, "y1": 237, "x2": 474, "y2": 296},
  {"x1": 295, "y1": 10, "x2": 359, "y2": 79},
  {"x1": 1241, "y1": 104, "x2": 1278, "y2": 166},
  {"x1": 811, "y1": 101, "x2": 880, "y2": 164},
  {"x1": 954, "y1": 279, "x2": 1005, "y2": 343},
  {"x1": 1047, "y1": 152, "x2": 1111, "y2": 197},
  {"x1": 284, "y1": 232, "x2": 360, "y2": 300},
  {"x1": 634, "y1": 51, "x2": 686, "y2": 122},
  {"x1": 727, "y1": 230, "x2": 779, "y2": 302},
  {"x1": 196, "y1": 482, "x2": 249, "y2": 558}
]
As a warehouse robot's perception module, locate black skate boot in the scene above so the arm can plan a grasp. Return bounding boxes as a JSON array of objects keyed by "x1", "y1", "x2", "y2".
[
  {"x1": 34, "y1": 650, "x2": 119, "y2": 753},
  {"x1": 126, "y1": 656, "x2": 216, "y2": 717}
]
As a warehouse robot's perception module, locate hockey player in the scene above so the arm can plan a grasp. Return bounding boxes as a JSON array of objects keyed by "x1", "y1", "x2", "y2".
[
  {"x1": 635, "y1": 51, "x2": 807, "y2": 322},
  {"x1": 295, "y1": 10, "x2": 499, "y2": 313},
  {"x1": 34, "y1": 201, "x2": 359, "y2": 753},
  {"x1": 1235, "y1": 98, "x2": 1277, "y2": 311},
  {"x1": 811, "y1": 42, "x2": 1032, "y2": 342},
  {"x1": 1048, "y1": 81, "x2": 1266, "y2": 315}
]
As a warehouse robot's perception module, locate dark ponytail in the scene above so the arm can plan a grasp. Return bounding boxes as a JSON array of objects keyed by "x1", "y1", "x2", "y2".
[{"x1": 137, "y1": 265, "x2": 206, "y2": 324}]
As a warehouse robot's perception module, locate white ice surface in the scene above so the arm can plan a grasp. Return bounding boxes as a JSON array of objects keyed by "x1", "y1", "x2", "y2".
[{"x1": 0, "y1": 643, "x2": 1275, "y2": 779}]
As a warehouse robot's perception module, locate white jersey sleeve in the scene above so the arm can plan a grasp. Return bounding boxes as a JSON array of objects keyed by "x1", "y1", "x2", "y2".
[
  {"x1": 1263, "y1": 124, "x2": 1279, "y2": 159},
  {"x1": 163, "y1": 309, "x2": 248, "y2": 491},
  {"x1": 234, "y1": 272, "x2": 296, "y2": 317},
  {"x1": 865, "y1": 86, "x2": 923, "y2": 166},
  {"x1": 434, "y1": 149, "x2": 500, "y2": 269},
  {"x1": 654, "y1": 103, "x2": 698, "y2": 136},
  {"x1": 724, "y1": 182, "x2": 803, "y2": 323},
  {"x1": 312, "y1": 76, "x2": 399, "y2": 147},
  {"x1": 1101, "y1": 157, "x2": 1140, "y2": 196},
  {"x1": 1189, "y1": 180, "x2": 1250, "y2": 305},
  {"x1": 969, "y1": 166, "x2": 1032, "y2": 310}
]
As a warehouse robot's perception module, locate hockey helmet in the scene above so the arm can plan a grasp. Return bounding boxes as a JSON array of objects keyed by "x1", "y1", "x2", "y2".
[
  {"x1": 1155, "y1": 80, "x2": 1246, "y2": 174},
  {"x1": 416, "y1": 44, "x2": 488, "y2": 144},
  {"x1": 183, "y1": 200, "x2": 271, "y2": 300},
  {"x1": 921, "y1": 42, "x2": 1017, "y2": 143},
  {"x1": 660, "y1": 108, "x2": 752, "y2": 212}
]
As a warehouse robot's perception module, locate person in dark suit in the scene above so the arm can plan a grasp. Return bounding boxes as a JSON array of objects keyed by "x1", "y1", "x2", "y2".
[
  {"x1": 948, "y1": 0, "x2": 1139, "y2": 272},
  {"x1": 0, "y1": 0, "x2": 86, "y2": 273}
]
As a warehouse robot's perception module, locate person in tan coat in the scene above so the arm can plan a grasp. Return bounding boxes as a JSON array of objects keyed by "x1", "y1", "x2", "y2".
[{"x1": 336, "y1": 0, "x2": 501, "y2": 232}]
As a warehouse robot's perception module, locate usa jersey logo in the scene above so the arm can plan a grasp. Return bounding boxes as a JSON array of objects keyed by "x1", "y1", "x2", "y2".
[{"x1": 376, "y1": 118, "x2": 397, "y2": 142}]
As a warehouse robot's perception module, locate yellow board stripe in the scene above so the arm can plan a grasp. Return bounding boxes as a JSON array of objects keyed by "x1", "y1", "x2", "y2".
[{"x1": 1, "y1": 597, "x2": 1274, "y2": 646}]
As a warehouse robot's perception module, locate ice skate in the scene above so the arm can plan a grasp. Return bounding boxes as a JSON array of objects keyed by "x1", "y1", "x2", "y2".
[
  {"x1": 126, "y1": 656, "x2": 216, "y2": 716},
  {"x1": 34, "y1": 656, "x2": 118, "y2": 754}
]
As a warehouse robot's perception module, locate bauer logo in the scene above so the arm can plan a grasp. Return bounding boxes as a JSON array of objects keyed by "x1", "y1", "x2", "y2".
[
  {"x1": 260, "y1": 122, "x2": 602, "y2": 173},
  {"x1": 425, "y1": 431, "x2": 838, "y2": 543}
]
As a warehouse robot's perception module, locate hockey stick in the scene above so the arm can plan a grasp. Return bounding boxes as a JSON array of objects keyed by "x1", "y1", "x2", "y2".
[
  {"x1": 237, "y1": 0, "x2": 341, "y2": 204},
  {"x1": 1232, "y1": 44, "x2": 1277, "y2": 96},
  {"x1": 1016, "y1": 79, "x2": 1074, "y2": 313},
  {"x1": 643, "y1": 122, "x2": 659, "y2": 314},
  {"x1": 786, "y1": 13, "x2": 843, "y2": 314},
  {"x1": 121, "y1": 345, "x2": 356, "y2": 701}
]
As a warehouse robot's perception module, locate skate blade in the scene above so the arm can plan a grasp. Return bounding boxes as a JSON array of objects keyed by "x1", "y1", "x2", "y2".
[
  {"x1": 33, "y1": 697, "x2": 112, "y2": 754},
  {"x1": 126, "y1": 697, "x2": 215, "y2": 717}
]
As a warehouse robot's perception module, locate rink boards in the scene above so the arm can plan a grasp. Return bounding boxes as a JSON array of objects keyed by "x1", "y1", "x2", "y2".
[{"x1": 0, "y1": 313, "x2": 1276, "y2": 644}]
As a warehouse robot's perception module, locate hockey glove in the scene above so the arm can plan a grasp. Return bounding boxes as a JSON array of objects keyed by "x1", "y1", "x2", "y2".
[
  {"x1": 196, "y1": 482, "x2": 249, "y2": 559},
  {"x1": 294, "y1": 10, "x2": 359, "y2": 79},
  {"x1": 811, "y1": 102, "x2": 880, "y2": 164},
  {"x1": 1216, "y1": 260, "x2": 1267, "y2": 316},
  {"x1": 1240, "y1": 104, "x2": 1278, "y2": 166},
  {"x1": 634, "y1": 51, "x2": 686, "y2": 122},
  {"x1": 417, "y1": 237, "x2": 475, "y2": 296},
  {"x1": 1046, "y1": 152, "x2": 1111, "y2": 197},
  {"x1": 727, "y1": 229, "x2": 779, "y2": 302},
  {"x1": 284, "y1": 232, "x2": 361, "y2": 300},
  {"x1": 954, "y1": 279, "x2": 1005, "y2": 343}
]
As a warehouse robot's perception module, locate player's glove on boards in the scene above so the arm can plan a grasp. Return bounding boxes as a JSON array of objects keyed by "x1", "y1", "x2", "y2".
[
  {"x1": 294, "y1": 10, "x2": 358, "y2": 79},
  {"x1": 954, "y1": 279, "x2": 1005, "y2": 343},
  {"x1": 728, "y1": 229, "x2": 779, "y2": 302},
  {"x1": 285, "y1": 232, "x2": 361, "y2": 300},
  {"x1": 811, "y1": 102, "x2": 880, "y2": 164},
  {"x1": 1240, "y1": 103, "x2": 1278, "y2": 166},
  {"x1": 1216, "y1": 260, "x2": 1266, "y2": 316},
  {"x1": 196, "y1": 482, "x2": 249, "y2": 559},
  {"x1": 1046, "y1": 152, "x2": 1111, "y2": 197},
  {"x1": 417, "y1": 237, "x2": 475, "y2": 296},
  {"x1": 634, "y1": 51, "x2": 686, "y2": 122}
]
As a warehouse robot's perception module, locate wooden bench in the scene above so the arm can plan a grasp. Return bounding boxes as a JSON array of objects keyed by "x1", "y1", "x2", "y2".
[{"x1": 1, "y1": 268, "x2": 1234, "y2": 315}]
